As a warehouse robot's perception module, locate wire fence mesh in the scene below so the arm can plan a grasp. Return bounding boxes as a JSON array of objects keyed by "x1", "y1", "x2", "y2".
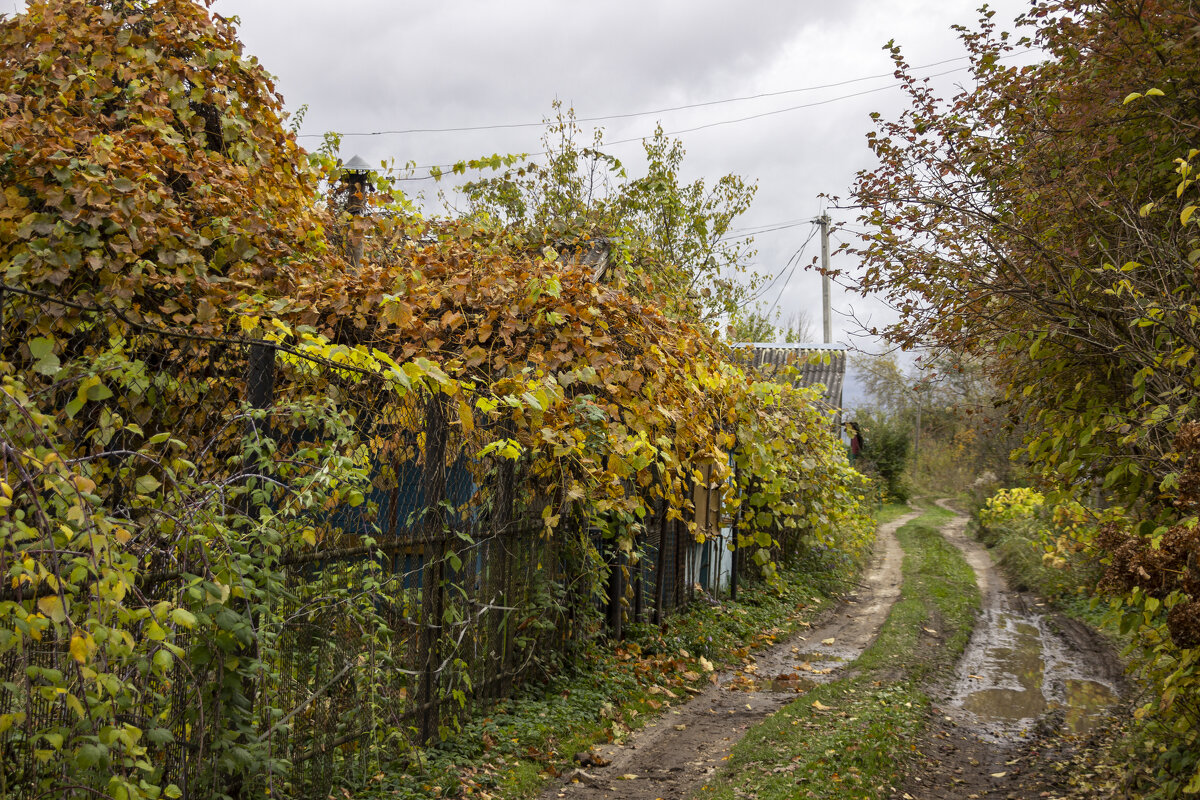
[{"x1": 0, "y1": 286, "x2": 742, "y2": 798}]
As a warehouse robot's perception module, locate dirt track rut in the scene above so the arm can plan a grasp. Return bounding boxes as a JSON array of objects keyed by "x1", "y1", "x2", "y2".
[
  {"x1": 539, "y1": 510, "x2": 920, "y2": 800},
  {"x1": 890, "y1": 500, "x2": 1124, "y2": 800}
]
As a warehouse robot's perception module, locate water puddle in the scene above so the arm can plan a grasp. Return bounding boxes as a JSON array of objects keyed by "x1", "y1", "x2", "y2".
[
  {"x1": 948, "y1": 607, "x2": 1118, "y2": 740},
  {"x1": 761, "y1": 675, "x2": 819, "y2": 693},
  {"x1": 791, "y1": 652, "x2": 845, "y2": 663},
  {"x1": 1062, "y1": 679, "x2": 1119, "y2": 734}
]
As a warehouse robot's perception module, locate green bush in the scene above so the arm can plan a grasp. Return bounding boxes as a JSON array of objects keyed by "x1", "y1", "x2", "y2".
[{"x1": 852, "y1": 412, "x2": 912, "y2": 503}]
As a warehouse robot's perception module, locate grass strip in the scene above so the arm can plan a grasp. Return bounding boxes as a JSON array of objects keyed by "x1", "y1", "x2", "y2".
[{"x1": 694, "y1": 504, "x2": 980, "y2": 800}]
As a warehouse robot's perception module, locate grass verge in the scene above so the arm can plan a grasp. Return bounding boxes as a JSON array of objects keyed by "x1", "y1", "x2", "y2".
[
  {"x1": 693, "y1": 504, "x2": 980, "y2": 800},
  {"x1": 875, "y1": 502, "x2": 913, "y2": 526}
]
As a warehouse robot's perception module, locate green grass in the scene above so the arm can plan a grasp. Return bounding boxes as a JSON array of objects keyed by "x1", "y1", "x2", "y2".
[
  {"x1": 694, "y1": 505, "x2": 980, "y2": 800},
  {"x1": 875, "y1": 502, "x2": 914, "y2": 525}
]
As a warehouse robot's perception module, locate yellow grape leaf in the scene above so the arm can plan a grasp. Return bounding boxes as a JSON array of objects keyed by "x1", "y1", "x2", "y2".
[
  {"x1": 38, "y1": 595, "x2": 66, "y2": 624},
  {"x1": 457, "y1": 396, "x2": 474, "y2": 435},
  {"x1": 69, "y1": 632, "x2": 90, "y2": 664}
]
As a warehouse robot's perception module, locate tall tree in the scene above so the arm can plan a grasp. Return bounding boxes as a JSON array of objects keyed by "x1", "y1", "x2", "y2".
[
  {"x1": 846, "y1": 0, "x2": 1200, "y2": 507},
  {"x1": 458, "y1": 109, "x2": 760, "y2": 324},
  {"x1": 848, "y1": 6, "x2": 1200, "y2": 786}
]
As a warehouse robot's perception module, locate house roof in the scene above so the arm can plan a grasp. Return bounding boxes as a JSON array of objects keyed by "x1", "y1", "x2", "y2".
[{"x1": 730, "y1": 343, "x2": 847, "y2": 410}]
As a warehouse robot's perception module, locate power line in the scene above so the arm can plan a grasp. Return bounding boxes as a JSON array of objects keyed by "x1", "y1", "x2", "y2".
[
  {"x1": 719, "y1": 220, "x2": 813, "y2": 241},
  {"x1": 295, "y1": 51, "x2": 1027, "y2": 140},
  {"x1": 300, "y1": 50, "x2": 1034, "y2": 140},
  {"x1": 387, "y1": 52, "x2": 1034, "y2": 182},
  {"x1": 742, "y1": 223, "x2": 819, "y2": 317},
  {"x1": 727, "y1": 217, "x2": 813, "y2": 234}
]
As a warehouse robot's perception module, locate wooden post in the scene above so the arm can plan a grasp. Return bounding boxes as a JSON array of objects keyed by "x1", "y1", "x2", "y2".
[
  {"x1": 491, "y1": 446, "x2": 514, "y2": 697},
  {"x1": 653, "y1": 505, "x2": 668, "y2": 626},
  {"x1": 230, "y1": 341, "x2": 275, "y2": 800}
]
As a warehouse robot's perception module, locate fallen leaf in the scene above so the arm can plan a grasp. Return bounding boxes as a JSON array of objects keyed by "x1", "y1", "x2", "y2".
[
  {"x1": 990, "y1": 772, "x2": 1007, "y2": 778},
  {"x1": 812, "y1": 700, "x2": 833, "y2": 711},
  {"x1": 620, "y1": 773, "x2": 638, "y2": 780},
  {"x1": 674, "y1": 724, "x2": 686, "y2": 731},
  {"x1": 821, "y1": 637, "x2": 835, "y2": 646},
  {"x1": 682, "y1": 671, "x2": 700, "y2": 681},
  {"x1": 923, "y1": 627, "x2": 938, "y2": 635},
  {"x1": 968, "y1": 674, "x2": 985, "y2": 680}
]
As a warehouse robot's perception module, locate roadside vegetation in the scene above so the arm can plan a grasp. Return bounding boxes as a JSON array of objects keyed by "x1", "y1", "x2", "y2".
[
  {"x1": 969, "y1": 486, "x2": 1200, "y2": 798},
  {"x1": 842, "y1": 1, "x2": 1200, "y2": 794},
  {"x1": 359, "y1": 531, "x2": 897, "y2": 800},
  {"x1": 0, "y1": 3, "x2": 875, "y2": 798},
  {"x1": 696, "y1": 505, "x2": 979, "y2": 800}
]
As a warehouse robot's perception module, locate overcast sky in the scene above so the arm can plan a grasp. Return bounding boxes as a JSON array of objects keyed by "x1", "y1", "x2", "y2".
[{"x1": 210, "y1": 0, "x2": 1033, "y2": 367}]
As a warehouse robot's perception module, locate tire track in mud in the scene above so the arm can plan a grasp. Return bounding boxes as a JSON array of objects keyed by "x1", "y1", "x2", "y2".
[
  {"x1": 539, "y1": 510, "x2": 921, "y2": 800},
  {"x1": 890, "y1": 500, "x2": 1125, "y2": 800}
]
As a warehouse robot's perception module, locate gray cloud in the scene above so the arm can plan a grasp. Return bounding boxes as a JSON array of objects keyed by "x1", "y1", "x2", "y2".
[{"x1": 214, "y1": 0, "x2": 1030, "y2": 346}]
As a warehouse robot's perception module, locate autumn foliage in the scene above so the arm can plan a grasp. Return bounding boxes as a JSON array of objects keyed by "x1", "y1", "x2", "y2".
[
  {"x1": 849, "y1": 0, "x2": 1200, "y2": 793},
  {"x1": 0, "y1": 2, "x2": 871, "y2": 798}
]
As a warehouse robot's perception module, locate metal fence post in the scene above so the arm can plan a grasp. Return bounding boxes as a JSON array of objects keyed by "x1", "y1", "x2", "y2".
[
  {"x1": 730, "y1": 464, "x2": 742, "y2": 602},
  {"x1": 417, "y1": 395, "x2": 448, "y2": 742},
  {"x1": 605, "y1": 539, "x2": 624, "y2": 640}
]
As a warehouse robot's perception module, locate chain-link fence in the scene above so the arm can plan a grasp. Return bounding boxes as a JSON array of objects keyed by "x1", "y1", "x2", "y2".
[{"x1": 0, "y1": 286, "x2": 746, "y2": 798}]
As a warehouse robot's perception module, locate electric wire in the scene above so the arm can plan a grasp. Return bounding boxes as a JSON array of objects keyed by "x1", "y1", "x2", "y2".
[
  {"x1": 300, "y1": 50, "x2": 1034, "y2": 140},
  {"x1": 742, "y1": 222, "x2": 819, "y2": 317},
  {"x1": 386, "y1": 51, "x2": 1034, "y2": 182},
  {"x1": 718, "y1": 219, "x2": 813, "y2": 241}
]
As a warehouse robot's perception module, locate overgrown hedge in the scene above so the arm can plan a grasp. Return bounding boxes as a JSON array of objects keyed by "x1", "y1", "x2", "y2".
[{"x1": 0, "y1": 3, "x2": 875, "y2": 799}]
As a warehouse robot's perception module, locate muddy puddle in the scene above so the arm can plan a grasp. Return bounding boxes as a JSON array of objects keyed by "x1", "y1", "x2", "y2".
[{"x1": 947, "y1": 605, "x2": 1119, "y2": 740}]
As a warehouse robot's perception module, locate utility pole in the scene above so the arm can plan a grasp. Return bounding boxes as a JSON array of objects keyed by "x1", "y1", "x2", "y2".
[{"x1": 819, "y1": 213, "x2": 833, "y2": 344}]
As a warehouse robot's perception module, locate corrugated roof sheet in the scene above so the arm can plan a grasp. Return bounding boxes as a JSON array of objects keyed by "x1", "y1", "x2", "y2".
[{"x1": 730, "y1": 343, "x2": 846, "y2": 410}]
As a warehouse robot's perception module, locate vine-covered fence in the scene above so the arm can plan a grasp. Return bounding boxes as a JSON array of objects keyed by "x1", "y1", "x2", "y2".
[{"x1": 0, "y1": 289, "x2": 744, "y2": 799}]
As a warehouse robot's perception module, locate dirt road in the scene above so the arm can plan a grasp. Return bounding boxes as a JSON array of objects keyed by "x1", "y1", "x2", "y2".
[
  {"x1": 891, "y1": 501, "x2": 1124, "y2": 799},
  {"x1": 538, "y1": 502, "x2": 1126, "y2": 800},
  {"x1": 539, "y1": 510, "x2": 921, "y2": 800}
]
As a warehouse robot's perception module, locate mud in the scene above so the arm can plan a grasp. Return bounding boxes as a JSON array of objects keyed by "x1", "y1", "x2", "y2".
[
  {"x1": 539, "y1": 502, "x2": 1126, "y2": 800},
  {"x1": 890, "y1": 500, "x2": 1126, "y2": 800},
  {"x1": 539, "y1": 510, "x2": 921, "y2": 800}
]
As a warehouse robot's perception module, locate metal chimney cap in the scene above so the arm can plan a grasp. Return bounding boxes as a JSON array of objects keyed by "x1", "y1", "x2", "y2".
[{"x1": 342, "y1": 154, "x2": 372, "y2": 174}]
